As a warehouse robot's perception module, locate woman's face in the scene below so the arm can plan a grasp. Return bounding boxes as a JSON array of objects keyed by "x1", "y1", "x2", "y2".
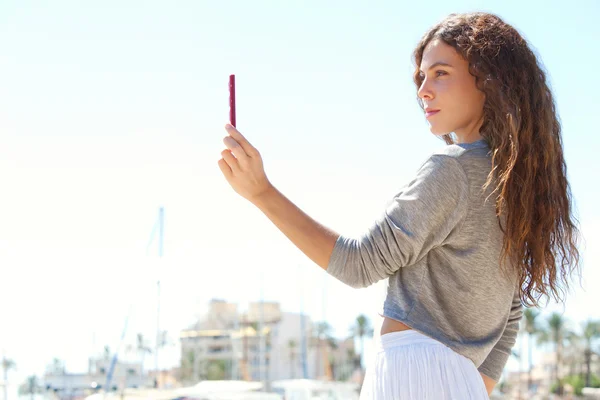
[{"x1": 418, "y1": 39, "x2": 486, "y2": 143}]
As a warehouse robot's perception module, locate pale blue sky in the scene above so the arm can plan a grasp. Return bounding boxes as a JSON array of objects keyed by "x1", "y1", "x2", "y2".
[{"x1": 0, "y1": 0, "x2": 598, "y2": 385}]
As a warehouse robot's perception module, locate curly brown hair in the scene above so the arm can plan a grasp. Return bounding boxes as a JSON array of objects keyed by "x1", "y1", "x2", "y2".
[{"x1": 413, "y1": 12, "x2": 580, "y2": 307}]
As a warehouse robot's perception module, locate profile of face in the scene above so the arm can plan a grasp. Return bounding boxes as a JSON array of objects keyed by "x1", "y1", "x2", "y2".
[{"x1": 418, "y1": 39, "x2": 486, "y2": 143}]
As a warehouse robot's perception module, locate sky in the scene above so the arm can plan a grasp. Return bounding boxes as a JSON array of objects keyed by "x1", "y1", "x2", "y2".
[{"x1": 1, "y1": 0, "x2": 599, "y2": 390}]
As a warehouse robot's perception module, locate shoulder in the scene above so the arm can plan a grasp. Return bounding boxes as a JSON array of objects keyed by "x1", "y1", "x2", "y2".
[
  {"x1": 417, "y1": 148, "x2": 467, "y2": 180},
  {"x1": 409, "y1": 151, "x2": 469, "y2": 198},
  {"x1": 412, "y1": 142, "x2": 490, "y2": 191}
]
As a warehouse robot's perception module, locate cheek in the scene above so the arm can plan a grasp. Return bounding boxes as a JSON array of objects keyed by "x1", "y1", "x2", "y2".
[
  {"x1": 435, "y1": 80, "x2": 465, "y2": 105},
  {"x1": 465, "y1": 92, "x2": 485, "y2": 119},
  {"x1": 452, "y1": 84, "x2": 483, "y2": 114},
  {"x1": 435, "y1": 81, "x2": 462, "y2": 113},
  {"x1": 434, "y1": 80, "x2": 451, "y2": 95},
  {"x1": 460, "y1": 78, "x2": 485, "y2": 112}
]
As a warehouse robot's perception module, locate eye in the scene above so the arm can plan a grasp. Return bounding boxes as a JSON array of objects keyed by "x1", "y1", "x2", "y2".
[{"x1": 436, "y1": 70, "x2": 448, "y2": 77}]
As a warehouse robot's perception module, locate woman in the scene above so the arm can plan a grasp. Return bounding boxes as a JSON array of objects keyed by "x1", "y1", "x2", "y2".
[{"x1": 217, "y1": 12, "x2": 580, "y2": 399}]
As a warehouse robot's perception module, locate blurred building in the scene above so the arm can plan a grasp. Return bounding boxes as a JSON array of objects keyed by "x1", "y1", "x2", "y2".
[
  {"x1": 43, "y1": 358, "x2": 149, "y2": 399},
  {"x1": 179, "y1": 299, "x2": 358, "y2": 386}
]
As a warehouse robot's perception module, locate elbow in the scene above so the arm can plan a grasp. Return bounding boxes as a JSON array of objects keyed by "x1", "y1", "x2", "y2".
[
  {"x1": 327, "y1": 235, "x2": 391, "y2": 289},
  {"x1": 328, "y1": 264, "x2": 376, "y2": 289},
  {"x1": 327, "y1": 260, "x2": 379, "y2": 290},
  {"x1": 346, "y1": 278, "x2": 373, "y2": 290}
]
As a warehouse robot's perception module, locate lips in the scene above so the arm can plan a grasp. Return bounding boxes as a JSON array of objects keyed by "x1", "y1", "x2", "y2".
[{"x1": 425, "y1": 109, "x2": 440, "y2": 118}]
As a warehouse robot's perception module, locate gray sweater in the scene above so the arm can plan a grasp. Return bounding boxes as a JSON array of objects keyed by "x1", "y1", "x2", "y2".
[{"x1": 326, "y1": 139, "x2": 522, "y2": 382}]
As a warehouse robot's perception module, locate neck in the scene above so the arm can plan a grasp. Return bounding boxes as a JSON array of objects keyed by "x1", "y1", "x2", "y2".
[
  {"x1": 455, "y1": 133, "x2": 483, "y2": 144},
  {"x1": 455, "y1": 115, "x2": 484, "y2": 143}
]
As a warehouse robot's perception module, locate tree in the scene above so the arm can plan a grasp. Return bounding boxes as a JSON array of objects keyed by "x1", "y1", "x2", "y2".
[
  {"x1": 538, "y1": 312, "x2": 569, "y2": 395},
  {"x1": 46, "y1": 358, "x2": 65, "y2": 376},
  {"x1": 18, "y1": 375, "x2": 38, "y2": 400},
  {"x1": 523, "y1": 308, "x2": 541, "y2": 392},
  {"x1": 515, "y1": 330, "x2": 525, "y2": 400},
  {"x1": 350, "y1": 315, "x2": 373, "y2": 370},
  {"x1": 313, "y1": 321, "x2": 333, "y2": 379},
  {"x1": 1, "y1": 356, "x2": 16, "y2": 400},
  {"x1": 206, "y1": 360, "x2": 227, "y2": 380},
  {"x1": 287, "y1": 339, "x2": 297, "y2": 378},
  {"x1": 135, "y1": 333, "x2": 153, "y2": 379},
  {"x1": 180, "y1": 350, "x2": 197, "y2": 383},
  {"x1": 563, "y1": 330, "x2": 585, "y2": 385},
  {"x1": 345, "y1": 347, "x2": 361, "y2": 378},
  {"x1": 581, "y1": 320, "x2": 600, "y2": 388},
  {"x1": 157, "y1": 330, "x2": 171, "y2": 352}
]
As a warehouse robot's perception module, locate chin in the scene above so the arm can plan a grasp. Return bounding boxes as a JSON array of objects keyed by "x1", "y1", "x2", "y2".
[{"x1": 428, "y1": 124, "x2": 451, "y2": 136}]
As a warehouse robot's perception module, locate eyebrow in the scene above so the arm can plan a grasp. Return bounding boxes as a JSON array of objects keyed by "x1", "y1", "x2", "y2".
[{"x1": 419, "y1": 62, "x2": 454, "y2": 73}]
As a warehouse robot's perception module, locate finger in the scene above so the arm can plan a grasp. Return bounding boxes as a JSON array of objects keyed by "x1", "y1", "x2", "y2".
[
  {"x1": 223, "y1": 136, "x2": 249, "y2": 161},
  {"x1": 224, "y1": 124, "x2": 259, "y2": 157},
  {"x1": 217, "y1": 158, "x2": 233, "y2": 178},
  {"x1": 221, "y1": 149, "x2": 240, "y2": 172}
]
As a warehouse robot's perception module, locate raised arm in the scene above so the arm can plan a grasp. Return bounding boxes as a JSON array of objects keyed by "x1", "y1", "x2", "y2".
[
  {"x1": 217, "y1": 124, "x2": 338, "y2": 270},
  {"x1": 219, "y1": 125, "x2": 470, "y2": 289}
]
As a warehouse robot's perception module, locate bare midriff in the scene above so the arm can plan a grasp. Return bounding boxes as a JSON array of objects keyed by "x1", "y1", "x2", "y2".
[{"x1": 381, "y1": 316, "x2": 412, "y2": 336}]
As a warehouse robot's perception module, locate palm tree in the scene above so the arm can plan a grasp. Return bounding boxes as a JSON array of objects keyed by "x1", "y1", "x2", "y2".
[
  {"x1": 313, "y1": 321, "x2": 333, "y2": 379},
  {"x1": 563, "y1": 330, "x2": 584, "y2": 382},
  {"x1": 153, "y1": 330, "x2": 169, "y2": 383},
  {"x1": 52, "y1": 358, "x2": 64, "y2": 374},
  {"x1": 135, "y1": 333, "x2": 153, "y2": 379},
  {"x1": 287, "y1": 339, "x2": 297, "y2": 378},
  {"x1": 2, "y1": 356, "x2": 16, "y2": 400},
  {"x1": 103, "y1": 346, "x2": 111, "y2": 362},
  {"x1": 581, "y1": 320, "x2": 600, "y2": 388},
  {"x1": 157, "y1": 330, "x2": 170, "y2": 350},
  {"x1": 350, "y1": 315, "x2": 373, "y2": 370},
  {"x1": 25, "y1": 375, "x2": 38, "y2": 400},
  {"x1": 516, "y1": 329, "x2": 525, "y2": 400},
  {"x1": 327, "y1": 337, "x2": 339, "y2": 380},
  {"x1": 523, "y1": 308, "x2": 541, "y2": 392},
  {"x1": 345, "y1": 347, "x2": 360, "y2": 379},
  {"x1": 538, "y1": 312, "x2": 569, "y2": 395}
]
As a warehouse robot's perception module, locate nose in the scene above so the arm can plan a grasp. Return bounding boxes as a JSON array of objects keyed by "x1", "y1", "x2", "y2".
[{"x1": 418, "y1": 78, "x2": 434, "y2": 101}]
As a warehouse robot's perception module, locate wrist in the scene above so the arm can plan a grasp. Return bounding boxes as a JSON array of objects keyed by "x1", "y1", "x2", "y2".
[{"x1": 249, "y1": 183, "x2": 278, "y2": 208}]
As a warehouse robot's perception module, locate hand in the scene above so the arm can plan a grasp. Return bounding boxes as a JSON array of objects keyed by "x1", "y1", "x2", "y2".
[{"x1": 218, "y1": 124, "x2": 273, "y2": 203}]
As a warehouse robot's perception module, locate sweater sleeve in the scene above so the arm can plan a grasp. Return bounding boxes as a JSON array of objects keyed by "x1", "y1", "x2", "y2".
[
  {"x1": 326, "y1": 154, "x2": 469, "y2": 288},
  {"x1": 478, "y1": 288, "x2": 523, "y2": 381}
]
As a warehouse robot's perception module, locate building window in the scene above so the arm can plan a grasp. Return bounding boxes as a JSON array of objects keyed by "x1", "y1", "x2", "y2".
[{"x1": 208, "y1": 346, "x2": 225, "y2": 353}]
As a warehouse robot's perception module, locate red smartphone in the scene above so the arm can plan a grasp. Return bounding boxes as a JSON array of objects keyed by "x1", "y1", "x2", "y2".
[{"x1": 229, "y1": 74, "x2": 236, "y2": 127}]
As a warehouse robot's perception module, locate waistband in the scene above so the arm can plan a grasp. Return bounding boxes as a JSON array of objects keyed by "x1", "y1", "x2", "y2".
[{"x1": 379, "y1": 330, "x2": 446, "y2": 350}]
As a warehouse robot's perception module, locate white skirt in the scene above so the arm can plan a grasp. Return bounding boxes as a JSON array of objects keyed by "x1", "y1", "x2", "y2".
[{"x1": 359, "y1": 329, "x2": 489, "y2": 400}]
